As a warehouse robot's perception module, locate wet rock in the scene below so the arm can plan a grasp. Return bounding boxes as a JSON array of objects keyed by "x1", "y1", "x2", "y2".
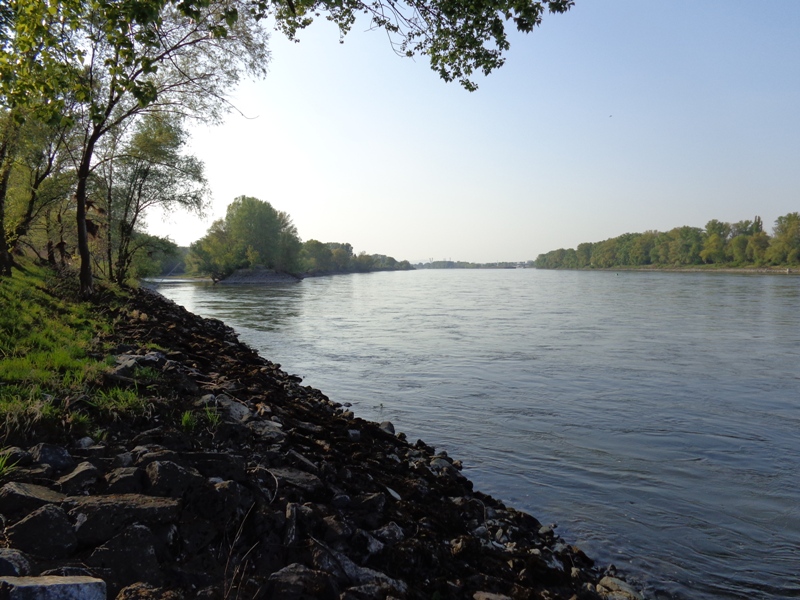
[
  {"x1": 67, "y1": 494, "x2": 180, "y2": 546},
  {"x1": 56, "y1": 461, "x2": 100, "y2": 495},
  {"x1": 379, "y1": 421, "x2": 395, "y2": 435},
  {"x1": 0, "y1": 575, "x2": 106, "y2": 600},
  {"x1": 0, "y1": 549, "x2": 32, "y2": 577},
  {"x1": 0, "y1": 482, "x2": 66, "y2": 515},
  {"x1": 7, "y1": 505, "x2": 77, "y2": 559},
  {"x1": 29, "y1": 444, "x2": 75, "y2": 472},
  {"x1": 598, "y1": 576, "x2": 644, "y2": 600}
]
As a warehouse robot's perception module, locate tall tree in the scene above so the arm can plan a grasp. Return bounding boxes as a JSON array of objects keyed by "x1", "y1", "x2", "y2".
[
  {"x1": 1, "y1": 0, "x2": 268, "y2": 294},
  {"x1": 98, "y1": 112, "x2": 207, "y2": 283}
]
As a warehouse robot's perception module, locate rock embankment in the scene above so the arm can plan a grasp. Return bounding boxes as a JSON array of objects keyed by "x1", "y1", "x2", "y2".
[{"x1": 0, "y1": 287, "x2": 644, "y2": 600}]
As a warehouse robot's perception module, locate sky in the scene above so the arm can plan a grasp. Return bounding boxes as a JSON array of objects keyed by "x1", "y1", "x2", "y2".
[{"x1": 144, "y1": 0, "x2": 800, "y2": 264}]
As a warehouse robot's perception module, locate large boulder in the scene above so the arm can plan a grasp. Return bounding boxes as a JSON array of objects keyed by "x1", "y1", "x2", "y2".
[{"x1": 6, "y1": 505, "x2": 77, "y2": 559}]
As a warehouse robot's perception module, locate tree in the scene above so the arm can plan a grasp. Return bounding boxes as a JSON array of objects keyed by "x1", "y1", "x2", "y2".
[
  {"x1": 3, "y1": 0, "x2": 573, "y2": 291},
  {"x1": 667, "y1": 226, "x2": 703, "y2": 265},
  {"x1": 188, "y1": 196, "x2": 302, "y2": 279},
  {"x1": 767, "y1": 212, "x2": 800, "y2": 265},
  {"x1": 98, "y1": 112, "x2": 207, "y2": 283},
  {"x1": 727, "y1": 234, "x2": 749, "y2": 265},
  {"x1": 704, "y1": 219, "x2": 731, "y2": 242},
  {"x1": 1, "y1": 0, "x2": 269, "y2": 294},
  {"x1": 700, "y1": 233, "x2": 726, "y2": 264},
  {"x1": 301, "y1": 239, "x2": 334, "y2": 273}
]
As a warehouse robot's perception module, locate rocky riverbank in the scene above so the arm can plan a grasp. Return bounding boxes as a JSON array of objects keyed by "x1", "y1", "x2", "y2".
[{"x1": 0, "y1": 286, "x2": 645, "y2": 600}]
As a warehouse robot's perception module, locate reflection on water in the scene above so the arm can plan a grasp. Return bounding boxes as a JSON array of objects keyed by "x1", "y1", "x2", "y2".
[{"x1": 156, "y1": 270, "x2": 800, "y2": 600}]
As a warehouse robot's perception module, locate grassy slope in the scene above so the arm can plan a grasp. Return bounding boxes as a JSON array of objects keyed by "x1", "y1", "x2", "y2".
[{"x1": 0, "y1": 261, "x2": 151, "y2": 445}]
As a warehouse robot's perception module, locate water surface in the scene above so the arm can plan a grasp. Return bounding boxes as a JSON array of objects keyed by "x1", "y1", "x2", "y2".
[{"x1": 155, "y1": 269, "x2": 800, "y2": 600}]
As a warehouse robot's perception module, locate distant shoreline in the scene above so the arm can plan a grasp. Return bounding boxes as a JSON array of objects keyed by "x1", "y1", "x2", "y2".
[{"x1": 537, "y1": 265, "x2": 798, "y2": 275}]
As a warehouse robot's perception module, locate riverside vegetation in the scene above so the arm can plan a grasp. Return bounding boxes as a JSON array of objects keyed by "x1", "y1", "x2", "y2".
[
  {"x1": 0, "y1": 261, "x2": 645, "y2": 600},
  {"x1": 534, "y1": 214, "x2": 800, "y2": 270}
]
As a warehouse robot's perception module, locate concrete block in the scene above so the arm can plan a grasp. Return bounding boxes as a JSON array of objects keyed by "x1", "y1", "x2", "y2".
[{"x1": 0, "y1": 576, "x2": 106, "y2": 600}]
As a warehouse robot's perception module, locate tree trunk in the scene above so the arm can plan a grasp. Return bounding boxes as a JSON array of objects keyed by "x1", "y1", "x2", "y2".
[
  {"x1": 75, "y1": 134, "x2": 99, "y2": 297},
  {"x1": 0, "y1": 127, "x2": 16, "y2": 276},
  {"x1": 45, "y1": 209, "x2": 56, "y2": 265}
]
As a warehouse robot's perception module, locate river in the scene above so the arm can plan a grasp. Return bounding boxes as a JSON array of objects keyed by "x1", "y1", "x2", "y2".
[{"x1": 153, "y1": 269, "x2": 800, "y2": 600}]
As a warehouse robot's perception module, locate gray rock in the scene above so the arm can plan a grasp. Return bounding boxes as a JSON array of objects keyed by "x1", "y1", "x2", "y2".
[
  {"x1": 266, "y1": 563, "x2": 339, "y2": 600},
  {"x1": 598, "y1": 576, "x2": 644, "y2": 600},
  {"x1": 215, "y1": 394, "x2": 252, "y2": 422},
  {"x1": 310, "y1": 543, "x2": 407, "y2": 594},
  {"x1": 145, "y1": 461, "x2": 203, "y2": 497},
  {"x1": 372, "y1": 522, "x2": 405, "y2": 545},
  {"x1": 104, "y1": 467, "x2": 145, "y2": 494},
  {"x1": 0, "y1": 549, "x2": 32, "y2": 577},
  {"x1": 331, "y1": 493, "x2": 351, "y2": 508},
  {"x1": 7, "y1": 505, "x2": 77, "y2": 559},
  {"x1": 67, "y1": 493, "x2": 180, "y2": 546},
  {"x1": 28, "y1": 444, "x2": 75, "y2": 472},
  {"x1": 0, "y1": 576, "x2": 105, "y2": 600},
  {"x1": 270, "y1": 467, "x2": 325, "y2": 496},
  {"x1": 0, "y1": 482, "x2": 66, "y2": 515},
  {"x1": 246, "y1": 420, "x2": 286, "y2": 444},
  {"x1": 378, "y1": 421, "x2": 395, "y2": 435},
  {"x1": 87, "y1": 524, "x2": 162, "y2": 592},
  {"x1": 74, "y1": 437, "x2": 95, "y2": 449},
  {"x1": 286, "y1": 449, "x2": 319, "y2": 474},
  {"x1": 56, "y1": 461, "x2": 100, "y2": 494},
  {"x1": 116, "y1": 582, "x2": 185, "y2": 599},
  {"x1": 0, "y1": 447, "x2": 32, "y2": 467},
  {"x1": 347, "y1": 429, "x2": 361, "y2": 442},
  {"x1": 191, "y1": 479, "x2": 252, "y2": 524},
  {"x1": 429, "y1": 457, "x2": 456, "y2": 474},
  {"x1": 112, "y1": 452, "x2": 134, "y2": 468},
  {"x1": 473, "y1": 592, "x2": 513, "y2": 600},
  {"x1": 185, "y1": 452, "x2": 247, "y2": 482}
]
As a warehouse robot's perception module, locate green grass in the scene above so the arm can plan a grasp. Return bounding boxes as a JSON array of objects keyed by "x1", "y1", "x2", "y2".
[
  {"x1": 181, "y1": 410, "x2": 198, "y2": 432},
  {"x1": 0, "y1": 261, "x2": 147, "y2": 441},
  {"x1": 0, "y1": 451, "x2": 18, "y2": 479}
]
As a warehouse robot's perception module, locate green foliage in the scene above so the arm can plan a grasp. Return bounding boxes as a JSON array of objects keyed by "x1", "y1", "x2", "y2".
[
  {"x1": 535, "y1": 213, "x2": 800, "y2": 270},
  {"x1": 188, "y1": 196, "x2": 303, "y2": 279},
  {"x1": 181, "y1": 410, "x2": 198, "y2": 432},
  {"x1": 0, "y1": 451, "x2": 19, "y2": 479},
  {"x1": 299, "y1": 240, "x2": 412, "y2": 275},
  {"x1": 204, "y1": 405, "x2": 221, "y2": 428}
]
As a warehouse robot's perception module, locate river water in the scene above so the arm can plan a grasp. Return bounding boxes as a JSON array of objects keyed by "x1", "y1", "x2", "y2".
[{"x1": 153, "y1": 269, "x2": 800, "y2": 600}]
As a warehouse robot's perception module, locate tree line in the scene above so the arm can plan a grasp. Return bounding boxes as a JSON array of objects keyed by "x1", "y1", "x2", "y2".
[
  {"x1": 1, "y1": 0, "x2": 572, "y2": 296},
  {"x1": 187, "y1": 196, "x2": 412, "y2": 281},
  {"x1": 534, "y1": 214, "x2": 800, "y2": 269}
]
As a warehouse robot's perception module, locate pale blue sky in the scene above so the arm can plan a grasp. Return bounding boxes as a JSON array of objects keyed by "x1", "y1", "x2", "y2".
[{"x1": 146, "y1": 1, "x2": 800, "y2": 263}]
